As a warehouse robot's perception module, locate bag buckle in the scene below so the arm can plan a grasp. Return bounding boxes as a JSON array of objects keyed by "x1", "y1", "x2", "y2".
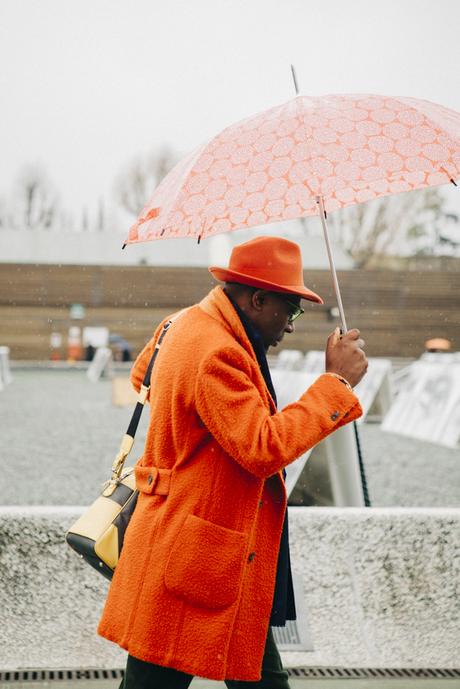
[{"x1": 111, "y1": 433, "x2": 134, "y2": 478}]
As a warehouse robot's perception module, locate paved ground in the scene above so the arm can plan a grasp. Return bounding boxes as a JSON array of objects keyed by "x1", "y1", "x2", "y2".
[{"x1": 1, "y1": 368, "x2": 459, "y2": 507}]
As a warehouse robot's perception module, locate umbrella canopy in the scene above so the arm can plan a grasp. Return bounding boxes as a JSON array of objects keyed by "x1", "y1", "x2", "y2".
[{"x1": 125, "y1": 94, "x2": 460, "y2": 245}]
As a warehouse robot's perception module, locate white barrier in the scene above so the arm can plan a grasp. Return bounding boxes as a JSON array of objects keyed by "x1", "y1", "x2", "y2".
[
  {"x1": 275, "y1": 349, "x2": 304, "y2": 370},
  {"x1": 87, "y1": 347, "x2": 113, "y2": 383},
  {"x1": 382, "y1": 354, "x2": 460, "y2": 448},
  {"x1": 0, "y1": 346, "x2": 12, "y2": 390},
  {"x1": 0, "y1": 506, "x2": 459, "y2": 670}
]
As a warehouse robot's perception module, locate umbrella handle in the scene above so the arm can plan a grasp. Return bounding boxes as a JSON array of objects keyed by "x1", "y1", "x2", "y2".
[
  {"x1": 316, "y1": 195, "x2": 348, "y2": 334},
  {"x1": 316, "y1": 196, "x2": 371, "y2": 511}
]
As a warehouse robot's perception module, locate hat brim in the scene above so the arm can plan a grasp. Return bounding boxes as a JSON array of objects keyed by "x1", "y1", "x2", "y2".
[{"x1": 209, "y1": 267, "x2": 323, "y2": 304}]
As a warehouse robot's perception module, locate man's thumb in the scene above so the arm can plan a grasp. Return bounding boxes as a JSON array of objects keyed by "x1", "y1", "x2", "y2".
[{"x1": 331, "y1": 326, "x2": 341, "y2": 347}]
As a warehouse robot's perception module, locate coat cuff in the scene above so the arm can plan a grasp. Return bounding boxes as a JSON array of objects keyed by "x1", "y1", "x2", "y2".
[{"x1": 314, "y1": 372, "x2": 363, "y2": 427}]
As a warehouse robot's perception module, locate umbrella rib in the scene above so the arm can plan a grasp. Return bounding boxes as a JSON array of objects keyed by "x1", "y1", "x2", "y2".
[{"x1": 439, "y1": 166, "x2": 458, "y2": 186}]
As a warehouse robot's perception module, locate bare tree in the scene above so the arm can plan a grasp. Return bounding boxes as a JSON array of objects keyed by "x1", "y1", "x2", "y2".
[
  {"x1": 11, "y1": 165, "x2": 59, "y2": 230},
  {"x1": 114, "y1": 147, "x2": 176, "y2": 217},
  {"x1": 329, "y1": 187, "x2": 458, "y2": 267},
  {"x1": 81, "y1": 207, "x2": 89, "y2": 231}
]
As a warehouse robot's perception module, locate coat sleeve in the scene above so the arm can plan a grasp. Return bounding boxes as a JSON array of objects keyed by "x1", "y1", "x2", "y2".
[{"x1": 195, "y1": 345, "x2": 363, "y2": 479}]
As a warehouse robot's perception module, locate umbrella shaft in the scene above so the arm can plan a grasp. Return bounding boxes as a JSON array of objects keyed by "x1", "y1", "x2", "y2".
[{"x1": 316, "y1": 196, "x2": 348, "y2": 334}]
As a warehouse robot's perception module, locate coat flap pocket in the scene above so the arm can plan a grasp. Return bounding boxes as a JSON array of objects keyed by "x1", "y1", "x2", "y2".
[{"x1": 164, "y1": 514, "x2": 248, "y2": 610}]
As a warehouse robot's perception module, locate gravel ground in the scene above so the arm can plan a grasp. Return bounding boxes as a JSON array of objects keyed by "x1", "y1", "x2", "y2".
[{"x1": 2, "y1": 369, "x2": 459, "y2": 507}]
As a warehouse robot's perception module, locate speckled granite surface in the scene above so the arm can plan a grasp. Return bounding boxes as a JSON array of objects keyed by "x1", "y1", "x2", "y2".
[
  {"x1": 0, "y1": 507, "x2": 124, "y2": 671},
  {"x1": 286, "y1": 507, "x2": 460, "y2": 669},
  {"x1": 1, "y1": 506, "x2": 459, "y2": 671}
]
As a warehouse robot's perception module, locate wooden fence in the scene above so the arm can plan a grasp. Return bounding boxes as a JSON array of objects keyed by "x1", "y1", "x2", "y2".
[{"x1": 0, "y1": 263, "x2": 458, "y2": 359}]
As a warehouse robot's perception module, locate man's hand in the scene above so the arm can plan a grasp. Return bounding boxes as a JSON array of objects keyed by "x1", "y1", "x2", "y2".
[{"x1": 325, "y1": 327, "x2": 368, "y2": 388}]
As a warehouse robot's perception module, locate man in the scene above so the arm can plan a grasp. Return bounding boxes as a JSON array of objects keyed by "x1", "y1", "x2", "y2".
[{"x1": 98, "y1": 235, "x2": 367, "y2": 688}]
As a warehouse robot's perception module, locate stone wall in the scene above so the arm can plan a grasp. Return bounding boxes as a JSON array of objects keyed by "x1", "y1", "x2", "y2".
[{"x1": 1, "y1": 506, "x2": 459, "y2": 671}]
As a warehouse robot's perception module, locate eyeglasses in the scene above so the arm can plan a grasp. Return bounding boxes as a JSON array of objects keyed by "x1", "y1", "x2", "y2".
[
  {"x1": 248, "y1": 288, "x2": 305, "y2": 324},
  {"x1": 284, "y1": 298, "x2": 304, "y2": 323},
  {"x1": 271, "y1": 294, "x2": 304, "y2": 323}
]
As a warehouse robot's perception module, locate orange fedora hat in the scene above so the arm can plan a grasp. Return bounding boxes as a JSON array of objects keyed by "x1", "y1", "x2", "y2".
[{"x1": 209, "y1": 236, "x2": 323, "y2": 304}]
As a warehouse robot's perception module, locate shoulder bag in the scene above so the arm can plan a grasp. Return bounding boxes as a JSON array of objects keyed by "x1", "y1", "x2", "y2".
[{"x1": 66, "y1": 316, "x2": 177, "y2": 579}]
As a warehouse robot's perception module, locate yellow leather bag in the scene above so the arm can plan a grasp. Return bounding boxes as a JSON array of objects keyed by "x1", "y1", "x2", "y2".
[{"x1": 66, "y1": 317, "x2": 175, "y2": 579}]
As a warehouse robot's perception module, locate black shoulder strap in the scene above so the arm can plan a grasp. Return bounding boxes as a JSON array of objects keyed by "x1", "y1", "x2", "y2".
[
  {"x1": 125, "y1": 319, "x2": 173, "y2": 439},
  {"x1": 111, "y1": 311, "x2": 184, "y2": 478}
]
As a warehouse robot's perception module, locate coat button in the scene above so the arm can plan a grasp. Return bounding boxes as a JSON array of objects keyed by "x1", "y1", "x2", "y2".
[
  {"x1": 248, "y1": 552, "x2": 256, "y2": 563},
  {"x1": 331, "y1": 411, "x2": 340, "y2": 421},
  {"x1": 259, "y1": 500, "x2": 263, "y2": 508},
  {"x1": 147, "y1": 474, "x2": 153, "y2": 485}
]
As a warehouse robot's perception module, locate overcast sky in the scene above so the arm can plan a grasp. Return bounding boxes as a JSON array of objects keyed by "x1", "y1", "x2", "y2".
[{"x1": 1, "y1": 0, "x2": 460, "y2": 227}]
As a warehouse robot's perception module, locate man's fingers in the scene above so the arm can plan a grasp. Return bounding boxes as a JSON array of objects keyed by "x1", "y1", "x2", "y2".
[
  {"x1": 325, "y1": 326, "x2": 368, "y2": 388},
  {"x1": 327, "y1": 329, "x2": 365, "y2": 350},
  {"x1": 343, "y1": 328, "x2": 360, "y2": 340},
  {"x1": 327, "y1": 327, "x2": 341, "y2": 347}
]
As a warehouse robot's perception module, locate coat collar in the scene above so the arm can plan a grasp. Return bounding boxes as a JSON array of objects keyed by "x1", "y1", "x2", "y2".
[{"x1": 198, "y1": 287, "x2": 277, "y2": 413}]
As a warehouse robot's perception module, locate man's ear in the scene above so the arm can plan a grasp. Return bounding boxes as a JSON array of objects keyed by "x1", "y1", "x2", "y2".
[{"x1": 251, "y1": 290, "x2": 267, "y2": 313}]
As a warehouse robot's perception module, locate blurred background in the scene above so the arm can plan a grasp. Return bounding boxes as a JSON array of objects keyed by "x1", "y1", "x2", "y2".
[
  {"x1": 0, "y1": 0, "x2": 459, "y2": 360},
  {"x1": 0, "y1": 0, "x2": 459, "y2": 504},
  {"x1": 1, "y1": 1, "x2": 460, "y2": 678}
]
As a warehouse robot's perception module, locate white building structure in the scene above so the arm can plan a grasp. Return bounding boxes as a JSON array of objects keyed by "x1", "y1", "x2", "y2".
[{"x1": 0, "y1": 220, "x2": 354, "y2": 269}]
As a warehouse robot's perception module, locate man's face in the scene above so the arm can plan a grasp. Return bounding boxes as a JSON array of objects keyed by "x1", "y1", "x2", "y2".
[{"x1": 251, "y1": 291, "x2": 302, "y2": 350}]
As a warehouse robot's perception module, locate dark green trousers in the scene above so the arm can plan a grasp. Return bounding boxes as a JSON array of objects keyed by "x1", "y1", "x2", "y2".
[{"x1": 119, "y1": 626, "x2": 291, "y2": 688}]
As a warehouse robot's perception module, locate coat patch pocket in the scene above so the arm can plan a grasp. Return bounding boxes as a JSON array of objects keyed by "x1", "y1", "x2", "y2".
[{"x1": 164, "y1": 514, "x2": 248, "y2": 610}]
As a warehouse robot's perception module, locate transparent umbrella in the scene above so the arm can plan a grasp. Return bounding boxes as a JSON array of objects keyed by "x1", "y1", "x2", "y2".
[{"x1": 124, "y1": 78, "x2": 460, "y2": 331}]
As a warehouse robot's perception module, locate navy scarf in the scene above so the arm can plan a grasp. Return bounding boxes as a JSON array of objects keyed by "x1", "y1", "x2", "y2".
[{"x1": 226, "y1": 293, "x2": 296, "y2": 626}]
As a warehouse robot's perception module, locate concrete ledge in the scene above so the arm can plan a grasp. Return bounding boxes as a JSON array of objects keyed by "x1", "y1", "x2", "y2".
[
  {"x1": 0, "y1": 506, "x2": 459, "y2": 670},
  {"x1": 0, "y1": 507, "x2": 123, "y2": 671},
  {"x1": 287, "y1": 507, "x2": 460, "y2": 669}
]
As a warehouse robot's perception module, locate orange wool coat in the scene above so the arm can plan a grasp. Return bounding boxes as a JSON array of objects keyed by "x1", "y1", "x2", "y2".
[{"x1": 98, "y1": 286, "x2": 362, "y2": 681}]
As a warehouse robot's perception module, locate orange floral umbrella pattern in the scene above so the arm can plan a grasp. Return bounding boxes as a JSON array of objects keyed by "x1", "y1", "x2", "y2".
[{"x1": 125, "y1": 94, "x2": 460, "y2": 245}]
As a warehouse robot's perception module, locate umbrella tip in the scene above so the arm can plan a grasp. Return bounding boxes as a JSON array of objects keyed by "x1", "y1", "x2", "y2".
[
  {"x1": 290, "y1": 64, "x2": 300, "y2": 96},
  {"x1": 451, "y1": 178, "x2": 458, "y2": 187},
  {"x1": 122, "y1": 243, "x2": 127, "y2": 250},
  {"x1": 197, "y1": 234, "x2": 202, "y2": 245}
]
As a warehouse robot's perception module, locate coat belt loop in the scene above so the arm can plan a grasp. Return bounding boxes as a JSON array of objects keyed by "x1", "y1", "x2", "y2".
[
  {"x1": 135, "y1": 466, "x2": 172, "y2": 496},
  {"x1": 155, "y1": 468, "x2": 172, "y2": 496}
]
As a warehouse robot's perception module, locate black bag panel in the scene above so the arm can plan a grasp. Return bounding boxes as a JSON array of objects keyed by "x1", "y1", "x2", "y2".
[{"x1": 65, "y1": 533, "x2": 114, "y2": 581}]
